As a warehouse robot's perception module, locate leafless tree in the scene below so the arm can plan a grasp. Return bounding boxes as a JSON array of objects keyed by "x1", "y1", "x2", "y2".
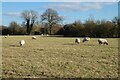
[
  {"x1": 41, "y1": 8, "x2": 62, "y2": 35},
  {"x1": 21, "y1": 10, "x2": 38, "y2": 34}
]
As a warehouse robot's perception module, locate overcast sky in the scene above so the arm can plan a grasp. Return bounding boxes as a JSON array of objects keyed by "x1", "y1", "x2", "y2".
[{"x1": 1, "y1": 2, "x2": 118, "y2": 26}]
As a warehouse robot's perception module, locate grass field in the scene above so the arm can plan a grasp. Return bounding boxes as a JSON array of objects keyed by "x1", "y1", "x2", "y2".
[{"x1": 2, "y1": 36, "x2": 118, "y2": 78}]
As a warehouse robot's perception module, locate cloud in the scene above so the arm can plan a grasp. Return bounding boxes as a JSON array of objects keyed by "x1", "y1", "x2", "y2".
[
  {"x1": 42, "y1": 2, "x2": 116, "y2": 12},
  {"x1": 3, "y1": 12, "x2": 21, "y2": 17}
]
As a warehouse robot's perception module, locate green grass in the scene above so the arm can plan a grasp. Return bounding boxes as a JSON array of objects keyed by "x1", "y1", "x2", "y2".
[{"x1": 2, "y1": 36, "x2": 118, "y2": 78}]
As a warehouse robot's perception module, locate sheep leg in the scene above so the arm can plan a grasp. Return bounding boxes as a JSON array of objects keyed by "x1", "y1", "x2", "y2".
[{"x1": 99, "y1": 42, "x2": 100, "y2": 44}]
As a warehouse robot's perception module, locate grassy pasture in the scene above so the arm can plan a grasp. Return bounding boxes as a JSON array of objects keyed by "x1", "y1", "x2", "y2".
[{"x1": 2, "y1": 36, "x2": 118, "y2": 78}]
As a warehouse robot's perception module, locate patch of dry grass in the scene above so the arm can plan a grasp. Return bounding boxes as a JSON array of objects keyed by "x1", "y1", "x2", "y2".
[{"x1": 2, "y1": 36, "x2": 118, "y2": 78}]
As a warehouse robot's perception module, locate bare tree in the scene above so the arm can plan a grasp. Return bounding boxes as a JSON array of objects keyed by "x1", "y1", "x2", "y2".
[
  {"x1": 8, "y1": 21, "x2": 20, "y2": 34},
  {"x1": 41, "y1": 8, "x2": 62, "y2": 35},
  {"x1": 21, "y1": 10, "x2": 38, "y2": 34},
  {"x1": 112, "y1": 17, "x2": 120, "y2": 37}
]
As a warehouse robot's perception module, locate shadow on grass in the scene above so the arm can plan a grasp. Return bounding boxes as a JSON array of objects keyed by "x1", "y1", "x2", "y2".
[
  {"x1": 83, "y1": 44, "x2": 96, "y2": 46},
  {"x1": 36, "y1": 48, "x2": 44, "y2": 51},
  {"x1": 9, "y1": 45, "x2": 20, "y2": 47},
  {"x1": 63, "y1": 43, "x2": 97, "y2": 46},
  {"x1": 63, "y1": 43, "x2": 76, "y2": 45}
]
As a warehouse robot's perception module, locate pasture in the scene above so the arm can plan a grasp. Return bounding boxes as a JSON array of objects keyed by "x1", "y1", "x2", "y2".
[{"x1": 2, "y1": 36, "x2": 118, "y2": 78}]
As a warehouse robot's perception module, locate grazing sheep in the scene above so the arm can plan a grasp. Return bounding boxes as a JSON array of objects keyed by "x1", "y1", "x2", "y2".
[
  {"x1": 98, "y1": 39, "x2": 108, "y2": 45},
  {"x1": 46, "y1": 34, "x2": 49, "y2": 36},
  {"x1": 75, "y1": 38, "x2": 80, "y2": 44},
  {"x1": 4, "y1": 36, "x2": 7, "y2": 38},
  {"x1": 19, "y1": 40, "x2": 25, "y2": 46},
  {"x1": 41, "y1": 34, "x2": 43, "y2": 36},
  {"x1": 32, "y1": 36, "x2": 36, "y2": 39},
  {"x1": 83, "y1": 37, "x2": 90, "y2": 43}
]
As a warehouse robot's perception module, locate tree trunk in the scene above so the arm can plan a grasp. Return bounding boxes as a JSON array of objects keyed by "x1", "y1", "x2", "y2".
[
  {"x1": 30, "y1": 20, "x2": 35, "y2": 34},
  {"x1": 26, "y1": 19, "x2": 30, "y2": 35},
  {"x1": 49, "y1": 25, "x2": 52, "y2": 35}
]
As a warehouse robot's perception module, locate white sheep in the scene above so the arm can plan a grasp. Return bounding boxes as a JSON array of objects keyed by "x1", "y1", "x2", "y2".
[
  {"x1": 75, "y1": 38, "x2": 80, "y2": 44},
  {"x1": 98, "y1": 38, "x2": 108, "y2": 45},
  {"x1": 32, "y1": 36, "x2": 36, "y2": 39},
  {"x1": 83, "y1": 37, "x2": 90, "y2": 43},
  {"x1": 46, "y1": 34, "x2": 49, "y2": 36},
  {"x1": 41, "y1": 34, "x2": 43, "y2": 36},
  {"x1": 19, "y1": 40, "x2": 25, "y2": 46},
  {"x1": 4, "y1": 36, "x2": 7, "y2": 38}
]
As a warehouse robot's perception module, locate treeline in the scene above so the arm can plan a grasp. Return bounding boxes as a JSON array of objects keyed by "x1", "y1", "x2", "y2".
[
  {"x1": 1, "y1": 8, "x2": 119, "y2": 38},
  {"x1": 58, "y1": 19, "x2": 119, "y2": 38},
  {"x1": 1, "y1": 21, "x2": 62, "y2": 35},
  {"x1": 1, "y1": 18, "x2": 119, "y2": 38}
]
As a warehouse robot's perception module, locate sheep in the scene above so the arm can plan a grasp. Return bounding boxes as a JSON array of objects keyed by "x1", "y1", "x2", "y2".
[
  {"x1": 32, "y1": 36, "x2": 36, "y2": 39},
  {"x1": 46, "y1": 34, "x2": 49, "y2": 36},
  {"x1": 83, "y1": 37, "x2": 90, "y2": 43},
  {"x1": 4, "y1": 36, "x2": 7, "y2": 38},
  {"x1": 41, "y1": 34, "x2": 43, "y2": 36},
  {"x1": 19, "y1": 40, "x2": 25, "y2": 46},
  {"x1": 98, "y1": 38, "x2": 108, "y2": 45},
  {"x1": 75, "y1": 38, "x2": 80, "y2": 44}
]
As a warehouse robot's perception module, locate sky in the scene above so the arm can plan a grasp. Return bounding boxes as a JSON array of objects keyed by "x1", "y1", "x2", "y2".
[
  {"x1": 1, "y1": 2, "x2": 118, "y2": 26},
  {"x1": 1, "y1": 0, "x2": 119, "y2": 2}
]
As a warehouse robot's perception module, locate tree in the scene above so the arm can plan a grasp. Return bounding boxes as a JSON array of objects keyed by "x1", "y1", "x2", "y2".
[
  {"x1": 41, "y1": 8, "x2": 62, "y2": 35},
  {"x1": 112, "y1": 17, "x2": 119, "y2": 25},
  {"x1": 63, "y1": 21, "x2": 84, "y2": 37},
  {"x1": 21, "y1": 10, "x2": 38, "y2": 34},
  {"x1": 73, "y1": 20, "x2": 84, "y2": 36},
  {"x1": 8, "y1": 21, "x2": 20, "y2": 35},
  {"x1": 2, "y1": 26, "x2": 10, "y2": 35},
  {"x1": 93, "y1": 20, "x2": 115, "y2": 38},
  {"x1": 0, "y1": 26, "x2": 2, "y2": 35},
  {"x1": 112, "y1": 17, "x2": 119, "y2": 37},
  {"x1": 18, "y1": 26, "x2": 26, "y2": 35},
  {"x1": 84, "y1": 19, "x2": 96, "y2": 37}
]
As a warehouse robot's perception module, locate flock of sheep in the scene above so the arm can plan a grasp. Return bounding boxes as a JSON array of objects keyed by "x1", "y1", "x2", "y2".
[
  {"x1": 4, "y1": 35, "x2": 108, "y2": 47},
  {"x1": 75, "y1": 37, "x2": 108, "y2": 45}
]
